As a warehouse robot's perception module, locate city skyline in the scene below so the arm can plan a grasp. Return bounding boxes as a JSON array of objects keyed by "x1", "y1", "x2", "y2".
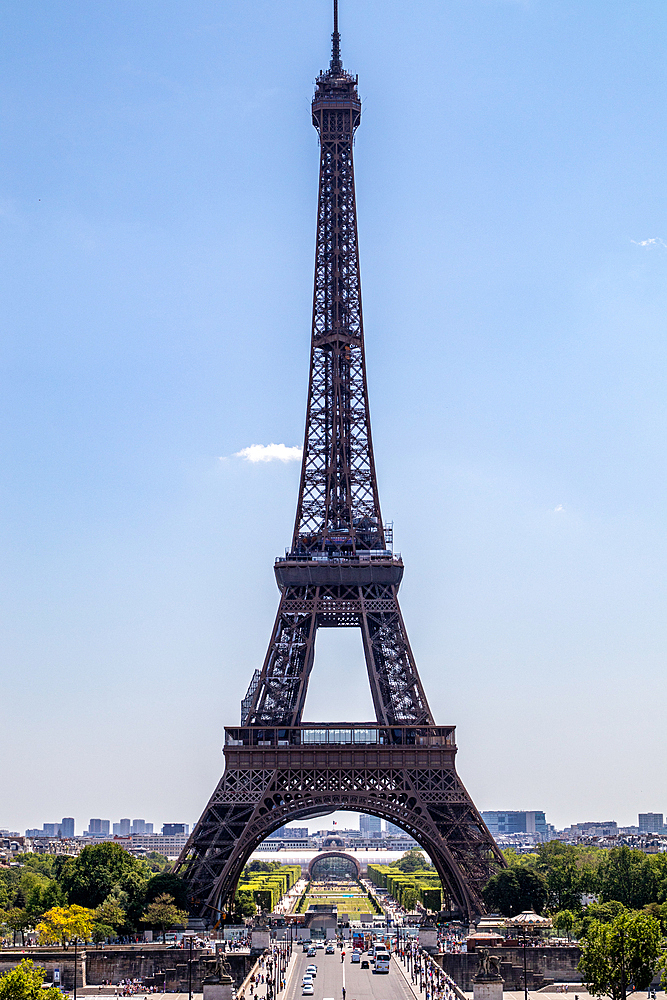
[
  {"x1": 3, "y1": 0, "x2": 667, "y2": 833},
  {"x1": 8, "y1": 806, "x2": 666, "y2": 840}
]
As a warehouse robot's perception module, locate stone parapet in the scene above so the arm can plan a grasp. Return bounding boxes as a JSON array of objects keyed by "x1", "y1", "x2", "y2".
[{"x1": 436, "y1": 946, "x2": 582, "y2": 992}]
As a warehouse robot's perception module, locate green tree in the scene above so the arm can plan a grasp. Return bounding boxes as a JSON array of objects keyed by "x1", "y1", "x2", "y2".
[
  {"x1": 598, "y1": 847, "x2": 658, "y2": 909},
  {"x1": 20, "y1": 872, "x2": 64, "y2": 925},
  {"x1": 401, "y1": 887, "x2": 418, "y2": 911},
  {"x1": 579, "y1": 911, "x2": 661, "y2": 1000},
  {"x1": 5, "y1": 908, "x2": 31, "y2": 946},
  {"x1": 483, "y1": 867, "x2": 548, "y2": 917},
  {"x1": 94, "y1": 896, "x2": 126, "y2": 931},
  {"x1": 57, "y1": 843, "x2": 149, "y2": 925},
  {"x1": 244, "y1": 861, "x2": 275, "y2": 875},
  {"x1": 17, "y1": 856, "x2": 56, "y2": 878},
  {"x1": 232, "y1": 890, "x2": 256, "y2": 921},
  {"x1": 144, "y1": 873, "x2": 188, "y2": 911},
  {"x1": 0, "y1": 878, "x2": 11, "y2": 912},
  {"x1": 140, "y1": 893, "x2": 188, "y2": 943},
  {"x1": 642, "y1": 902, "x2": 667, "y2": 934},
  {"x1": 393, "y1": 850, "x2": 429, "y2": 873},
  {"x1": 144, "y1": 853, "x2": 170, "y2": 873},
  {"x1": 0, "y1": 959, "x2": 63, "y2": 1000},
  {"x1": 91, "y1": 922, "x2": 117, "y2": 943},
  {"x1": 553, "y1": 910, "x2": 575, "y2": 939},
  {"x1": 577, "y1": 901, "x2": 627, "y2": 940}
]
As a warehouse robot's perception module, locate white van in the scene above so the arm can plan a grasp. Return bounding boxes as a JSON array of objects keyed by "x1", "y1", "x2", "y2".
[{"x1": 374, "y1": 950, "x2": 390, "y2": 974}]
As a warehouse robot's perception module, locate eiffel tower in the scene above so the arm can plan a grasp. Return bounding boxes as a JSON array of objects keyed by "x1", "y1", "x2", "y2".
[{"x1": 175, "y1": 1, "x2": 503, "y2": 925}]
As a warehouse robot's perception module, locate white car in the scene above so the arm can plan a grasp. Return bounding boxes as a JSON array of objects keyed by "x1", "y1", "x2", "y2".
[
  {"x1": 302, "y1": 987, "x2": 314, "y2": 996},
  {"x1": 302, "y1": 976, "x2": 313, "y2": 984},
  {"x1": 306, "y1": 966, "x2": 317, "y2": 976}
]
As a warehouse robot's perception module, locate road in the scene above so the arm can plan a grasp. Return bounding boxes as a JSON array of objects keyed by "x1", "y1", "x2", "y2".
[{"x1": 284, "y1": 948, "x2": 416, "y2": 1000}]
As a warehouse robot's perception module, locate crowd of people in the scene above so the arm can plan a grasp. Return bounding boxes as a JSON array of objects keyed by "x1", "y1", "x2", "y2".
[
  {"x1": 112, "y1": 978, "x2": 161, "y2": 996},
  {"x1": 399, "y1": 940, "x2": 462, "y2": 1000}
]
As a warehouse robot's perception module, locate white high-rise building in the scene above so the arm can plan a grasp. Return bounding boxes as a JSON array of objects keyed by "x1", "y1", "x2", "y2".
[{"x1": 359, "y1": 814, "x2": 381, "y2": 836}]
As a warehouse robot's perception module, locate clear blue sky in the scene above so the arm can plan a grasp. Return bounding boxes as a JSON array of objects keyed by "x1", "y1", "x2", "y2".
[{"x1": 2, "y1": 0, "x2": 667, "y2": 836}]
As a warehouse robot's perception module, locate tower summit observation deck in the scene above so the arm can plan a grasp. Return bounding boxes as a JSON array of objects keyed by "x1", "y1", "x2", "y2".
[{"x1": 176, "y1": 1, "x2": 504, "y2": 926}]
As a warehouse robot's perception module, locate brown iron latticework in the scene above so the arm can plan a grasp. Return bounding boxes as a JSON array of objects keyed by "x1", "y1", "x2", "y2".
[{"x1": 175, "y1": 1, "x2": 504, "y2": 925}]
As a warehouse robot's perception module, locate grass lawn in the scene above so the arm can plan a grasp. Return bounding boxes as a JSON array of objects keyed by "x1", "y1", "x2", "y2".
[{"x1": 298, "y1": 882, "x2": 378, "y2": 917}]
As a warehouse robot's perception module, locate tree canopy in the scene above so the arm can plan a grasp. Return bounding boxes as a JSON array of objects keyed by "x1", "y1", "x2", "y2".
[
  {"x1": 36, "y1": 904, "x2": 95, "y2": 946},
  {"x1": 143, "y1": 873, "x2": 188, "y2": 911},
  {"x1": 0, "y1": 960, "x2": 63, "y2": 1000},
  {"x1": 58, "y1": 843, "x2": 150, "y2": 909},
  {"x1": 140, "y1": 893, "x2": 188, "y2": 943},
  {"x1": 0, "y1": 843, "x2": 157, "y2": 936},
  {"x1": 483, "y1": 866, "x2": 548, "y2": 916},
  {"x1": 578, "y1": 910, "x2": 662, "y2": 1000},
  {"x1": 391, "y1": 850, "x2": 432, "y2": 873}
]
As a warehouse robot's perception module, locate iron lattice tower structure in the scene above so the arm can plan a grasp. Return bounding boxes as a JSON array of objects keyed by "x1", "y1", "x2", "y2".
[{"x1": 175, "y1": 2, "x2": 504, "y2": 924}]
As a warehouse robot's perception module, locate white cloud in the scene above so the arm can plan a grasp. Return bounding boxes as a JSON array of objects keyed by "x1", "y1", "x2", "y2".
[
  {"x1": 554, "y1": 505, "x2": 564, "y2": 513},
  {"x1": 231, "y1": 443, "x2": 302, "y2": 463},
  {"x1": 631, "y1": 237, "x2": 667, "y2": 249}
]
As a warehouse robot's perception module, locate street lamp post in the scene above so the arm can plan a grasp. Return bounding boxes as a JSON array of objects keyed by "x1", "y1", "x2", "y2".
[
  {"x1": 73, "y1": 938, "x2": 78, "y2": 1000},
  {"x1": 183, "y1": 930, "x2": 196, "y2": 1000}
]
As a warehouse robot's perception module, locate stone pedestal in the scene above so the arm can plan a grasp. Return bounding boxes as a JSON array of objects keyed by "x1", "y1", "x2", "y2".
[
  {"x1": 203, "y1": 974, "x2": 234, "y2": 1000},
  {"x1": 419, "y1": 924, "x2": 439, "y2": 955},
  {"x1": 473, "y1": 947, "x2": 503, "y2": 1000},
  {"x1": 473, "y1": 980, "x2": 503, "y2": 1000},
  {"x1": 251, "y1": 929, "x2": 270, "y2": 953}
]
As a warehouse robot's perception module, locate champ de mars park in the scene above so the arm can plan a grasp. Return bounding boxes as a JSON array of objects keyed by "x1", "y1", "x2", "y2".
[{"x1": 3, "y1": 5, "x2": 667, "y2": 1000}]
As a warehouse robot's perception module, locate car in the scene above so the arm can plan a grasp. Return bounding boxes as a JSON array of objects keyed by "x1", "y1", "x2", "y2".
[
  {"x1": 307, "y1": 948, "x2": 316, "y2": 957},
  {"x1": 325, "y1": 945, "x2": 335, "y2": 955},
  {"x1": 302, "y1": 975, "x2": 313, "y2": 984},
  {"x1": 303, "y1": 943, "x2": 311, "y2": 953},
  {"x1": 302, "y1": 987, "x2": 314, "y2": 996},
  {"x1": 351, "y1": 952, "x2": 360, "y2": 963},
  {"x1": 361, "y1": 960, "x2": 370, "y2": 969},
  {"x1": 306, "y1": 966, "x2": 317, "y2": 976},
  {"x1": 316, "y1": 942, "x2": 325, "y2": 949}
]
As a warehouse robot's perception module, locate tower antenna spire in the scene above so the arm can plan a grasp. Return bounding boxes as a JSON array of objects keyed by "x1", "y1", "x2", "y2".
[{"x1": 331, "y1": 0, "x2": 341, "y2": 72}]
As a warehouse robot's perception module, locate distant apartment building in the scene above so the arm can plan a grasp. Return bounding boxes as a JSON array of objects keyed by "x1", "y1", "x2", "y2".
[
  {"x1": 26, "y1": 817, "x2": 75, "y2": 838},
  {"x1": 162, "y1": 823, "x2": 190, "y2": 836},
  {"x1": 87, "y1": 819, "x2": 110, "y2": 836},
  {"x1": 639, "y1": 813, "x2": 664, "y2": 834},
  {"x1": 130, "y1": 834, "x2": 188, "y2": 858},
  {"x1": 360, "y1": 814, "x2": 382, "y2": 836},
  {"x1": 113, "y1": 819, "x2": 131, "y2": 836},
  {"x1": 131, "y1": 819, "x2": 153, "y2": 835},
  {"x1": 482, "y1": 811, "x2": 547, "y2": 839},
  {"x1": 566, "y1": 821, "x2": 618, "y2": 838},
  {"x1": 268, "y1": 825, "x2": 308, "y2": 840}
]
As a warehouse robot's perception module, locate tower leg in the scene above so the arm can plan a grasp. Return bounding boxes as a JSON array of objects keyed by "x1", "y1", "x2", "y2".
[{"x1": 359, "y1": 584, "x2": 433, "y2": 726}]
